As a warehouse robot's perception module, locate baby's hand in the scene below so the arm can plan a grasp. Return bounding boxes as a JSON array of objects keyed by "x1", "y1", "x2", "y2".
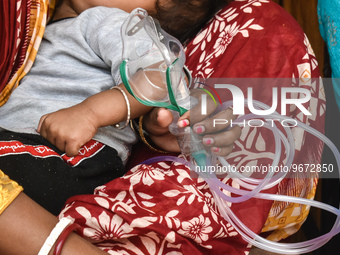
[{"x1": 37, "y1": 104, "x2": 98, "y2": 157}]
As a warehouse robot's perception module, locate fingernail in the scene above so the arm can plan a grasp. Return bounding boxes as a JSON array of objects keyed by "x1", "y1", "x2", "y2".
[
  {"x1": 212, "y1": 147, "x2": 221, "y2": 153},
  {"x1": 193, "y1": 125, "x2": 205, "y2": 134},
  {"x1": 178, "y1": 119, "x2": 190, "y2": 128},
  {"x1": 203, "y1": 137, "x2": 214, "y2": 145}
]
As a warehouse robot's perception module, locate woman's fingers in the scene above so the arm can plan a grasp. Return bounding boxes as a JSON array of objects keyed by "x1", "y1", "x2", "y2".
[
  {"x1": 192, "y1": 107, "x2": 236, "y2": 134},
  {"x1": 190, "y1": 105, "x2": 241, "y2": 157},
  {"x1": 203, "y1": 125, "x2": 241, "y2": 156}
]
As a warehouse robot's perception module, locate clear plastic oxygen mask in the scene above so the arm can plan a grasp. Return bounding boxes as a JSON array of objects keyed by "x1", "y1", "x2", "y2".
[
  {"x1": 120, "y1": 7, "x2": 202, "y2": 168},
  {"x1": 120, "y1": 8, "x2": 191, "y2": 116}
]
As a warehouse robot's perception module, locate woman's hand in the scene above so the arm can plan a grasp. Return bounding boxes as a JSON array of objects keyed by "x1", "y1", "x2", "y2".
[
  {"x1": 191, "y1": 109, "x2": 241, "y2": 157},
  {"x1": 37, "y1": 104, "x2": 98, "y2": 157},
  {"x1": 144, "y1": 89, "x2": 242, "y2": 157}
]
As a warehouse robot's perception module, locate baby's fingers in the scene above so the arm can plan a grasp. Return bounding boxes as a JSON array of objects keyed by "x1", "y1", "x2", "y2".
[{"x1": 64, "y1": 140, "x2": 82, "y2": 157}]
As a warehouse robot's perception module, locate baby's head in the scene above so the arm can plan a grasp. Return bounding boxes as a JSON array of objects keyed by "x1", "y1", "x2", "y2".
[
  {"x1": 52, "y1": 0, "x2": 231, "y2": 43},
  {"x1": 154, "y1": 0, "x2": 232, "y2": 44}
]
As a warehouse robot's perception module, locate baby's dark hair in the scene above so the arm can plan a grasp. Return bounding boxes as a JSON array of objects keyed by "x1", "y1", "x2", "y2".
[
  {"x1": 51, "y1": 0, "x2": 231, "y2": 43},
  {"x1": 154, "y1": 0, "x2": 232, "y2": 44}
]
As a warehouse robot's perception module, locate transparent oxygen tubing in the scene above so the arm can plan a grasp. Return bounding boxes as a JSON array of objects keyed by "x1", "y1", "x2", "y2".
[
  {"x1": 194, "y1": 99, "x2": 340, "y2": 254},
  {"x1": 210, "y1": 100, "x2": 296, "y2": 194},
  {"x1": 139, "y1": 100, "x2": 340, "y2": 254},
  {"x1": 140, "y1": 98, "x2": 340, "y2": 254}
]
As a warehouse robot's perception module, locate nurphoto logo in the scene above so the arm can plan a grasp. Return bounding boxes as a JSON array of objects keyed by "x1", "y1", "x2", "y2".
[
  {"x1": 200, "y1": 84, "x2": 311, "y2": 116},
  {"x1": 198, "y1": 81, "x2": 312, "y2": 128}
]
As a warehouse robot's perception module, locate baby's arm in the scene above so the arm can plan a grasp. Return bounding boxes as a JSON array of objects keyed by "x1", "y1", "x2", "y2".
[{"x1": 37, "y1": 84, "x2": 151, "y2": 157}]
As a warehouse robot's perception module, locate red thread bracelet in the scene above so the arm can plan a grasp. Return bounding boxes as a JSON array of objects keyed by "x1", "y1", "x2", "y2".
[{"x1": 53, "y1": 223, "x2": 80, "y2": 255}]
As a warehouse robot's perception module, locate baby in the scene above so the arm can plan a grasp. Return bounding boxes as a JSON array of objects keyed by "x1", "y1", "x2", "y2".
[{"x1": 0, "y1": 0, "x2": 231, "y2": 214}]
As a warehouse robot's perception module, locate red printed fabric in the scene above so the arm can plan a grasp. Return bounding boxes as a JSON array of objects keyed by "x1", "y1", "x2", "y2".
[
  {"x1": 60, "y1": 161, "x2": 253, "y2": 255},
  {"x1": 59, "y1": 1, "x2": 325, "y2": 254},
  {"x1": 185, "y1": 0, "x2": 325, "y2": 239},
  {"x1": 0, "y1": 0, "x2": 30, "y2": 92}
]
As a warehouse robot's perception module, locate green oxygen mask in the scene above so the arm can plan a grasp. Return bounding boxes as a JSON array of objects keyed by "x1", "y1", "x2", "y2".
[{"x1": 119, "y1": 8, "x2": 191, "y2": 116}]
